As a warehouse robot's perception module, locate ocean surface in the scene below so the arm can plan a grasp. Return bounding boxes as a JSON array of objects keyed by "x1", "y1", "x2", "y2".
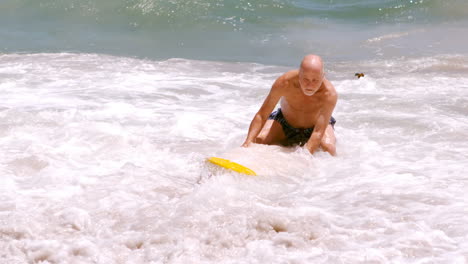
[{"x1": 1, "y1": 0, "x2": 468, "y2": 263}]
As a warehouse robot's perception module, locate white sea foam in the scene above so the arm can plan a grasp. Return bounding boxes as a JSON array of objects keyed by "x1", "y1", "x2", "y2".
[{"x1": 0, "y1": 53, "x2": 467, "y2": 263}]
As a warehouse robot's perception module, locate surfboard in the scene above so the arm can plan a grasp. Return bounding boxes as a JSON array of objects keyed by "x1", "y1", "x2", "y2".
[{"x1": 207, "y1": 157, "x2": 257, "y2": 176}]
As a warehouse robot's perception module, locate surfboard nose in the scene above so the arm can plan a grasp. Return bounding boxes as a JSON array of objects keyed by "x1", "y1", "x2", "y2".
[{"x1": 207, "y1": 157, "x2": 257, "y2": 176}]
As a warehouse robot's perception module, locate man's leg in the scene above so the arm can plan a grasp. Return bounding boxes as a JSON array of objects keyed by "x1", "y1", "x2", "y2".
[
  {"x1": 320, "y1": 124, "x2": 337, "y2": 156},
  {"x1": 255, "y1": 119, "x2": 286, "y2": 145}
]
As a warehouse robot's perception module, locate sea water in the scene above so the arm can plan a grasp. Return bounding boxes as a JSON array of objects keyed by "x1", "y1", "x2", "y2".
[{"x1": 1, "y1": 0, "x2": 468, "y2": 263}]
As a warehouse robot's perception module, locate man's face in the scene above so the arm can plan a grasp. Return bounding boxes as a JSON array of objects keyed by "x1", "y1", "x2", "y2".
[{"x1": 299, "y1": 69, "x2": 323, "y2": 96}]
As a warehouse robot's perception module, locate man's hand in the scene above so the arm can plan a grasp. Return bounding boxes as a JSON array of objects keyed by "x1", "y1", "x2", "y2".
[
  {"x1": 241, "y1": 141, "x2": 251, "y2": 148},
  {"x1": 304, "y1": 141, "x2": 315, "y2": 154},
  {"x1": 304, "y1": 131, "x2": 322, "y2": 154}
]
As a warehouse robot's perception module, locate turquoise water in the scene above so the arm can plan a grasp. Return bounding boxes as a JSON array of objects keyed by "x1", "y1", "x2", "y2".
[{"x1": 2, "y1": 0, "x2": 468, "y2": 64}]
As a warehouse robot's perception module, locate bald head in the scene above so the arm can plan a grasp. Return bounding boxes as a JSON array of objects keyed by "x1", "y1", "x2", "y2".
[
  {"x1": 300, "y1": 54, "x2": 324, "y2": 74},
  {"x1": 298, "y1": 54, "x2": 325, "y2": 96}
]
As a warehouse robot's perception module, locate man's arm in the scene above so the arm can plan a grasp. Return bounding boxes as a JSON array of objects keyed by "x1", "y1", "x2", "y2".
[
  {"x1": 304, "y1": 89, "x2": 337, "y2": 154},
  {"x1": 242, "y1": 77, "x2": 285, "y2": 147}
]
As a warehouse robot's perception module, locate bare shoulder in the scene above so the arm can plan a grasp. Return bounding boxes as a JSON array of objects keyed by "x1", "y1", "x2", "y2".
[
  {"x1": 282, "y1": 69, "x2": 299, "y2": 80},
  {"x1": 273, "y1": 70, "x2": 298, "y2": 89},
  {"x1": 322, "y1": 78, "x2": 338, "y2": 103}
]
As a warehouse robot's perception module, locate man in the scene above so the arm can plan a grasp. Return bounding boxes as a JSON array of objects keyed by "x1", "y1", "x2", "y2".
[{"x1": 241, "y1": 54, "x2": 337, "y2": 156}]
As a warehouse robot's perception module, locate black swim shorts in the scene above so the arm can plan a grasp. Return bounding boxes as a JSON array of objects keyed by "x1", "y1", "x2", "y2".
[{"x1": 268, "y1": 108, "x2": 336, "y2": 146}]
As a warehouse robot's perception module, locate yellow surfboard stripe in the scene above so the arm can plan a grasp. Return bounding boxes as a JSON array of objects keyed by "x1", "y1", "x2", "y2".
[{"x1": 207, "y1": 157, "x2": 257, "y2": 176}]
